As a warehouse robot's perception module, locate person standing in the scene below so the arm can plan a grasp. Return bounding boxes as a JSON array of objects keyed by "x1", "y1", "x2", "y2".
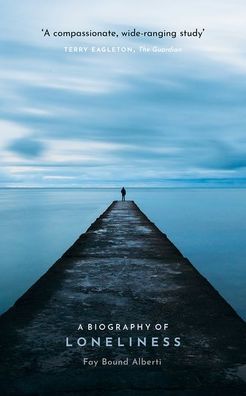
[{"x1": 121, "y1": 187, "x2": 126, "y2": 201}]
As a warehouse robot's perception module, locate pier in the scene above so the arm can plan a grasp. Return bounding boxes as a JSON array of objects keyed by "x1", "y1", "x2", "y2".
[{"x1": 0, "y1": 200, "x2": 246, "y2": 395}]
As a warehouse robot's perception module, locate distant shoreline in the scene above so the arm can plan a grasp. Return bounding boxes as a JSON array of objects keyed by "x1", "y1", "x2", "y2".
[{"x1": 1, "y1": 187, "x2": 246, "y2": 190}]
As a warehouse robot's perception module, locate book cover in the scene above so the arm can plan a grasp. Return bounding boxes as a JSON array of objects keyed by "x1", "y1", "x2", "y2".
[{"x1": 0, "y1": 1, "x2": 246, "y2": 395}]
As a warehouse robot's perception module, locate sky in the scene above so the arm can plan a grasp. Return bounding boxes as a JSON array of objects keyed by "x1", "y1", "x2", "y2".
[{"x1": 0, "y1": 0, "x2": 246, "y2": 187}]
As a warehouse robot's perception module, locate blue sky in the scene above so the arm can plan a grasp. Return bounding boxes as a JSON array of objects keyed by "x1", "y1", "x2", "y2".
[{"x1": 0, "y1": 0, "x2": 246, "y2": 187}]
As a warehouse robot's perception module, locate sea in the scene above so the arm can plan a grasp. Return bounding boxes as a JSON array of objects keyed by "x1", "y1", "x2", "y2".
[{"x1": 0, "y1": 188, "x2": 245, "y2": 320}]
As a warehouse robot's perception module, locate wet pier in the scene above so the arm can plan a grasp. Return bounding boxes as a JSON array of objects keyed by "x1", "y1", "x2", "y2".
[{"x1": 0, "y1": 201, "x2": 246, "y2": 395}]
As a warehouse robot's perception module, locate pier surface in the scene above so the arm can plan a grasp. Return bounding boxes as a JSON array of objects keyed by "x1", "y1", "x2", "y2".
[{"x1": 0, "y1": 201, "x2": 246, "y2": 395}]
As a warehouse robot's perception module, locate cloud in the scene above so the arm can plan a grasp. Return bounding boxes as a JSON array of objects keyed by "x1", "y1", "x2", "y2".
[
  {"x1": 0, "y1": 1, "x2": 246, "y2": 186},
  {"x1": 7, "y1": 137, "x2": 45, "y2": 158}
]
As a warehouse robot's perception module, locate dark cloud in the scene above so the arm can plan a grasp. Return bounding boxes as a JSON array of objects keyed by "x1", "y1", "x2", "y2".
[
  {"x1": 7, "y1": 138, "x2": 45, "y2": 158},
  {"x1": 204, "y1": 142, "x2": 246, "y2": 170}
]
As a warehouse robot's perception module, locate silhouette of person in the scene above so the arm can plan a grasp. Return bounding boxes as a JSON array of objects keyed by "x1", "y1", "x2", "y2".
[{"x1": 121, "y1": 187, "x2": 126, "y2": 201}]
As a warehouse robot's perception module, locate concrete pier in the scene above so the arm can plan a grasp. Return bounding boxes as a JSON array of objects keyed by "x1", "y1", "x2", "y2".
[{"x1": 0, "y1": 201, "x2": 246, "y2": 395}]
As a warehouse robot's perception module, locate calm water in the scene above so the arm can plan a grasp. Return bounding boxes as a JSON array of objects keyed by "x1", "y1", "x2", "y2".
[{"x1": 0, "y1": 188, "x2": 245, "y2": 320}]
